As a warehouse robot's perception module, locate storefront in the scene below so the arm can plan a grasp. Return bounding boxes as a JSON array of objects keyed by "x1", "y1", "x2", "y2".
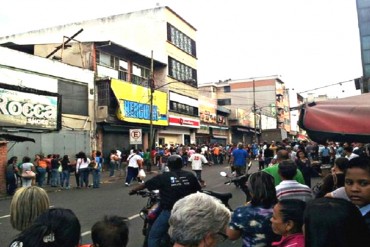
[
  {"x1": 157, "y1": 115, "x2": 199, "y2": 146},
  {"x1": 211, "y1": 127, "x2": 229, "y2": 146},
  {"x1": 231, "y1": 126, "x2": 259, "y2": 144},
  {"x1": 196, "y1": 125, "x2": 211, "y2": 145}
]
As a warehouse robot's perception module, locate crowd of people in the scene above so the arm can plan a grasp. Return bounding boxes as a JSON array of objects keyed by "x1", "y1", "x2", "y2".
[
  {"x1": 8, "y1": 186, "x2": 129, "y2": 247},
  {"x1": 5, "y1": 139, "x2": 370, "y2": 247},
  {"x1": 5, "y1": 150, "x2": 104, "y2": 195}
]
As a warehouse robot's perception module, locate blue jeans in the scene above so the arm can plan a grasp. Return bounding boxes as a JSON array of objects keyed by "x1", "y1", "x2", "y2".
[
  {"x1": 6, "y1": 172, "x2": 17, "y2": 195},
  {"x1": 125, "y1": 167, "x2": 139, "y2": 184},
  {"x1": 51, "y1": 169, "x2": 60, "y2": 186},
  {"x1": 148, "y1": 210, "x2": 171, "y2": 247},
  {"x1": 92, "y1": 170, "x2": 100, "y2": 188},
  {"x1": 36, "y1": 167, "x2": 46, "y2": 187},
  {"x1": 109, "y1": 161, "x2": 115, "y2": 177},
  {"x1": 61, "y1": 170, "x2": 70, "y2": 188},
  {"x1": 79, "y1": 168, "x2": 90, "y2": 187}
]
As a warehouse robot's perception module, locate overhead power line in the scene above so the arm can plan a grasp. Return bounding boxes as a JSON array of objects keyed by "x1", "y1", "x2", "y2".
[{"x1": 297, "y1": 79, "x2": 355, "y2": 94}]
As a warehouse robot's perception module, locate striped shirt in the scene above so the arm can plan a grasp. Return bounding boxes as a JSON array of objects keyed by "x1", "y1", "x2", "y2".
[{"x1": 276, "y1": 180, "x2": 313, "y2": 202}]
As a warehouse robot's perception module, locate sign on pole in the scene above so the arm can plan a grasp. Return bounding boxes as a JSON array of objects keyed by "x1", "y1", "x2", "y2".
[{"x1": 129, "y1": 129, "x2": 142, "y2": 145}]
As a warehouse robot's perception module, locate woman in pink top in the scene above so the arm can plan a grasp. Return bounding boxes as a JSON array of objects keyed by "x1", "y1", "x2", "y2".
[{"x1": 270, "y1": 199, "x2": 305, "y2": 247}]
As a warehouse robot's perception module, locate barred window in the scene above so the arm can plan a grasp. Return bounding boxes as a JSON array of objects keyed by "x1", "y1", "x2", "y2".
[
  {"x1": 167, "y1": 23, "x2": 197, "y2": 57},
  {"x1": 168, "y1": 57, "x2": 197, "y2": 87}
]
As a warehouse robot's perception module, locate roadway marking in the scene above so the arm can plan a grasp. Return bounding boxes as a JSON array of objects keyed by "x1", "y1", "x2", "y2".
[
  {"x1": 0, "y1": 205, "x2": 55, "y2": 219},
  {"x1": 81, "y1": 214, "x2": 140, "y2": 237}
]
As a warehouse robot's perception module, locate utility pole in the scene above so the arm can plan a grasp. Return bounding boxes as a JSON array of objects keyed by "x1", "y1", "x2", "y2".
[
  {"x1": 149, "y1": 51, "x2": 154, "y2": 162},
  {"x1": 253, "y1": 79, "x2": 258, "y2": 143}
]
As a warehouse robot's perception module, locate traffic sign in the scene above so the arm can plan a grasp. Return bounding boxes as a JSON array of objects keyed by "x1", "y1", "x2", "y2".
[{"x1": 129, "y1": 129, "x2": 142, "y2": 145}]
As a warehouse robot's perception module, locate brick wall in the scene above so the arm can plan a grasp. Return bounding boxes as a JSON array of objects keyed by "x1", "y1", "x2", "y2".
[{"x1": 0, "y1": 141, "x2": 7, "y2": 194}]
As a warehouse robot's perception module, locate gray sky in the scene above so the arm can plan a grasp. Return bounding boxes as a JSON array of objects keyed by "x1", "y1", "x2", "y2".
[{"x1": 0, "y1": 0, "x2": 363, "y2": 99}]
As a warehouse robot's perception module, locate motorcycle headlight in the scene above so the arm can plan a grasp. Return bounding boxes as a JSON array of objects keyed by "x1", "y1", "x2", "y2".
[{"x1": 139, "y1": 211, "x2": 146, "y2": 220}]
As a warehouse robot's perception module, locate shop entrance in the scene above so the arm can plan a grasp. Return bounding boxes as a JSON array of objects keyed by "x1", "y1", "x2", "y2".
[{"x1": 184, "y1": 134, "x2": 190, "y2": 145}]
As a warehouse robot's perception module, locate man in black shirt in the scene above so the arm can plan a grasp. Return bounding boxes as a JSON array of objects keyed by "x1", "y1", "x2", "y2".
[{"x1": 129, "y1": 155, "x2": 201, "y2": 247}]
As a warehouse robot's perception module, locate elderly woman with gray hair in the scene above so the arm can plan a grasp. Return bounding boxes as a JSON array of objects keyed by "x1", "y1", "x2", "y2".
[{"x1": 169, "y1": 192, "x2": 231, "y2": 247}]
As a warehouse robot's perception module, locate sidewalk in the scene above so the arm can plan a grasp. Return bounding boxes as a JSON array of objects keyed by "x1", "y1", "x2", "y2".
[{"x1": 0, "y1": 169, "x2": 140, "y2": 200}]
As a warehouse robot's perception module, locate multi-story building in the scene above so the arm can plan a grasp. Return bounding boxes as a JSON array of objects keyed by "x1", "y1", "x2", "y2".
[
  {"x1": 0, "y1": 46, "x2": 95, "y2": 159},
  {"x1": 197, "y1": 86, "x2": 230, "y2": 145},
  {"x1": 0, "y1": 6, "x2": 199, "y2": 152},
  {"x1": 199, "y1": 76, "x2": 291, "y2": 144}
]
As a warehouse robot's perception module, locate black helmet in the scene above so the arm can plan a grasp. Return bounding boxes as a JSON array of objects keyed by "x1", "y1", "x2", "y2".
[{"x1": 167, "y1": 155, "x2": 183, "y2": 170}]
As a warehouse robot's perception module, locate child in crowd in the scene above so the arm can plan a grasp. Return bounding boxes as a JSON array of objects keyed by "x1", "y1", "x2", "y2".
[
  {"x1": 83, "y1": 215, "x2": 129, "y2": 247},
  {"x1": 227, "y1": 171, "x2": 279, "y2": 246},
  {"x1": 326, "y1": 157, "x2": 370, "y2": 231}
]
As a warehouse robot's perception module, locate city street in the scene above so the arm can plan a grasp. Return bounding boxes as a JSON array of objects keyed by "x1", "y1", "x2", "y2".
[{"x1": 0, "y1": 161, "x2": 259, "y2": 247}]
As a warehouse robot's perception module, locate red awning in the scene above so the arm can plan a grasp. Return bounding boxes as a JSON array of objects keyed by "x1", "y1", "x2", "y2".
[{"x1": 298, "y1": 93, "x2": 370, "y2": 144}]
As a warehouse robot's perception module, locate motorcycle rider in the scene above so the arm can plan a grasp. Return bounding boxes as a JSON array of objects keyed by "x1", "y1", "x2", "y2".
[{"x1": 129, "y1": 154, "x2": 201, "y2": 247}]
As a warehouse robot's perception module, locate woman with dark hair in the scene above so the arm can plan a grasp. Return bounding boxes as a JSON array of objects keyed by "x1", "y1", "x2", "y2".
[
  {"x1": 227, "y1": 171, "x2": 278, "y2": 246},
  {"x1": 9, "y1": 208, "x2": 81, "y2": 247},
  {"x1": 304, "y1": 197, "x2": 370, "y2": 247},
  {"x1": 76, "y1": 151, "x2": 91, "y2": 188},
  {"x1": 20, "y1": 156, "x2": 35, "y2": 187},
  {"x1": 6, "y1": 156, "x2": 18, "y2": 195},
  {"x1": 295, "y1": 150, "x2": 312, "y2": 187},
  {"x1": 270, "y1": 199, "x2": 305, "y2": 247},
  {"x1": 92, "y1": 151, "x2": 103, "y2": 188},
  {"x1": 314, "y1": 157, "x2": 348, "y2": 198},
  {"x1": 60, "y1": 155, "x2": 71, "y2": 189}
]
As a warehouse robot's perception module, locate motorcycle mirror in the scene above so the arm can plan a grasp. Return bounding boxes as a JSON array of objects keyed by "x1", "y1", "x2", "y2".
[{"x1": 220, "y1": 171, "x2": 227, "y2": 177}]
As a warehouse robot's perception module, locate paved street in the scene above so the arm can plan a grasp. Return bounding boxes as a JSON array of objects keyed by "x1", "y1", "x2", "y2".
[{"x1": 0, "y1": 162, "x2": 258, "y2": 247}]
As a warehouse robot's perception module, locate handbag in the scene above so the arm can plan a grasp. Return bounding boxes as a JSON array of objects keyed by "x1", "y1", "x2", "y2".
[
  {"x1": 138, "y1": 169, "x2": 146, "y2": 180},
  {"x1": 21, "y1": 170, "x2": 36, "y2": 178}
]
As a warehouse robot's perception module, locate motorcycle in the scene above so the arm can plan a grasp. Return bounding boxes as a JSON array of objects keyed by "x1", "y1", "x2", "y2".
[
  {"x1": 221, "y1": 161, "x2": 254, "y2": 202},
  {"x1": 132, "y1": 189, "x2": 162, "y2": 247},
  {"x1": 131, "y1": 188, "x2": 233, "y2": 247}
]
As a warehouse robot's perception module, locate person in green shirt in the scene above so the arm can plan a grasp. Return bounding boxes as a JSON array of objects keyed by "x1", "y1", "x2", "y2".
[
  {"x1": 263, "y1": 149, "x2": 305, "y2": 186},
  {"x1": 143, "y1": 149, "x2": 151, "y2": 172}
]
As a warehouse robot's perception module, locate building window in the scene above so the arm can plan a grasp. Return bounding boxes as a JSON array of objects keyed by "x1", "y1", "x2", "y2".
[
  {"x1": 217, "y1": 98, "x2": 231, "y2": 106},
  {"x1": 167, "y1": 23, "x2": 196, "y2": 57},
  {"x1": 224, "y1": 86, "x2": 231, "y2": 93},
  {"x1": 132, "y1": 64, "x2": 150, "y2": 86},
  {"x1": 276, "y1": 94, "x2": 283, "y2": 102},
  {"x1": 168, "y1": 57, "x2": 197, "y2": 87},
  {"x1": 118, "y1": 59, "x2": 128, "y2": 80},
  {"x1": 96, "y1": 51, "x2": 152, "y2": 85},
  {"x1": 97, "y1": 81, "x2": 118, "y2": 115},
  {"x1": 58, "y1": 80, "x2": 88, "y2": 116},
  {"x1": 169, "y1": 100, "x2": 198, "y2": 116}
]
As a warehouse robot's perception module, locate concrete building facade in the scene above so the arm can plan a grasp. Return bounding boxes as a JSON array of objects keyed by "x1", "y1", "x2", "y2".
[
  {"x1": 199, "y1": 76, "x2": 291, "y2": 144},
  {"x1": 0, "y1": 6, "x2": 199, "y2": 151},
  {"x1": 0, "y1": 46, "x2": 95, "y2": 173}
]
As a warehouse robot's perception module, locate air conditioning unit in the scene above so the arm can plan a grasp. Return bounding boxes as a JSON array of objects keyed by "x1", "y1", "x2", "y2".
[{"x1": 97, "y1": 106, "x2": 108, "y2": 120}]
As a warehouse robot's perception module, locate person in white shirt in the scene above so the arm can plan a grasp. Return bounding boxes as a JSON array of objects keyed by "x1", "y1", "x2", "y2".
[
  {"x1": 75, "y1": 151, "x2": 91, "y2": 188},
  {"x1": 344, "y1": 146, "x2": 359, "y2": 160},
  {"x1": 275, "y1": 160, "x2": 313, "y2": 202},
  {"x1": 125, "y1": 149, "x2": 144, "y2": 186},
  {"x1": 188, "y1": 148, "x2": 208, "y2": 187}
]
